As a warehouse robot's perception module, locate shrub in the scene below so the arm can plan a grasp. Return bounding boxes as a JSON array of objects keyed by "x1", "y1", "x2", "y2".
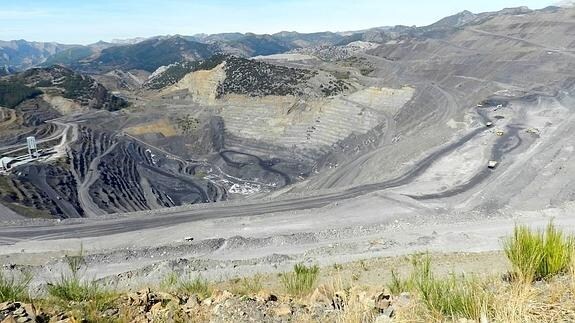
[
  {"x1": 216, "y1": 56, "x2": 315, "y2": 98},
  {"x1": 0, "y1": 271, "x2": 31, "y2": 302},
  {"x1": 281, "y1": 263, "x2": 319, "y2": 297},
  {"x1": 504, "y1": 222, "x2": 573, "y2": 282}
]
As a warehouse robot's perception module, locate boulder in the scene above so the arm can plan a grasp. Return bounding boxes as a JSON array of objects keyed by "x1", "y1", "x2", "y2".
[
  {"x1": 309, "y1": 287, "x2": 331, "y2": 305},
  {"x1": 332, "y1": 291, "x2": 346, "y2": 310},
  {"x1": 149, "y1": 302, "x2": 164, "y2": 316},
  {"x1": 272, "y1": 304, "x2": 292, "y2": 317},
  {"x1": 0, "y1": 303, "x2": 15, "y2": 312},
  {"x1": 1, "y1": 315, "x2": 16, "y2": 323},
  {"x1": 212, "y1": 290, "x2": 233, "y2": 304},
  {"x1": 102, "y1": 308, "x2": 119, "y2": 317},
  {"x1": 22, "y1": 304, "x2": 36, "y2": 321},
  {"x1": 255, "y1": 290, "x2": 278, "y2": 303},
  {"x1": 128, "y1": 288, "x2": 152, "y2": 306},
  {"x1": 12, "y1": 308, "x2": 25, "y2": 317},
  {"x1": 183, "y1": 295, "x2": 200, "y2": 311},
  {"x1": 375, "y1": 315, "x2": 393, "y2": 323},
  {"x1": 202, "y1": 298, "x2": 213, "y2": 306},
  {"x1": 156, "y1": 292, "x2": 180, "y2": 304},
  {"x1": 375, "y1": 292, "x2": 392, "y2": 311}
]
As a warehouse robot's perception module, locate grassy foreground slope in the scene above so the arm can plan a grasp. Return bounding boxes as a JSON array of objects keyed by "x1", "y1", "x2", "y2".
[{"x1": 1, "y1": 222, "x2": 574, "y2": 322}]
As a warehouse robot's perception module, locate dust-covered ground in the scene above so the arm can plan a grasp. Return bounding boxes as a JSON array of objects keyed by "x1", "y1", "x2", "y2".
[{"x1": 2, "y1": 189, "x2": 575, "y2": 293}]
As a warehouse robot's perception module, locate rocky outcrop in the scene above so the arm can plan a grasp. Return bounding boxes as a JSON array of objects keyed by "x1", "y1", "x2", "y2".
[
  {"x1": 0, "y1": 287, "x2": 399, "y2": 323},
  {"x1": 164, "y1": 63, "x2": 227, "y2": 105}
]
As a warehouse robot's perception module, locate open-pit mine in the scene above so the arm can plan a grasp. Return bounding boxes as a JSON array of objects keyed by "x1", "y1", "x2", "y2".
[{"x1": 0, "y1": 5, "x2": 574, "y2": 294}]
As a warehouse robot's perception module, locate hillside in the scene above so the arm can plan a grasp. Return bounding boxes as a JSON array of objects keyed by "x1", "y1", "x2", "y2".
[
  {"x1": 83, "y1": 37, "x2": 217, "y2": 73},
  {"x1": 223, "y1": 34, "x2": 292, "y2": 57},
  {"x1": 12, "y1": 66, "x2": 128, "y2": 111},
  {"x1": 41, "y1": 46, "x2": 97, "y2": 68},
  {"x1": 0, "y1": 40, "x2": 74, "y2": 71},
  {"x1": 0, "y1": 81, "x2": 42, "y2": 108},
  {"x1": 0, "y1": 65, "x2": 15, "y2": 76},
  {"x1": 144, "y1": 55, "x2": 227, "y2": 90},
  {"x1": 217, "y1": 56, "x2": 327, "y2": 97}
]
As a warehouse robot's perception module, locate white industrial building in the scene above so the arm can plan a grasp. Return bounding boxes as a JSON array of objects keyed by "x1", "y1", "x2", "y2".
[{"x1": 0, "y1": 157, "x2": 15, "y2": 171}]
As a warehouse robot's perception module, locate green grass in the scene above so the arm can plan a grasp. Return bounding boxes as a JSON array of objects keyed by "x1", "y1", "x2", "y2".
[
  {"x1": 504, "y1": 221, "x2": 573, "y2": 282},
  {"x1": 387, "y1": 254, "x2": 490, "y2": 321},
  {"x1": 178, "y1": 276, "x2": 212, "y2": 299},
  {"x1": 387, "y1": 254, "x2": 429, "y2": 295},
  {"x1": 47, "y1": 277, "x2": 113, "y2": 308},
  {"x1": 418, "y1": 274, "x2": 490, "y2": 321},
  {"x1": 389, "y1": 223, "x2": 575, "y2": 320},
  {"x1": 280, "y1": 263, "x2": 320, "y2": 297},
  {"x1": 160, "y1": 272, "x2": 179, "y2": 291},
  {"x1": 541, "y1": 222, "x2": 573, "y2": 278},
  {"x1": 47, "y1": 249, "x2": 114, "y2": 310},
  {"x1": 159, "y1": 272, "x2": 212, "y2": 299},
  {"x1": 0, "y1": 271, "x2": 31, "y2": 302},
  {"x1": 388, "y1": 268, "x2": 411, "y2": 295},
  {"x1": 230, "y1": 274, "x2": 263, "y2": 296}
]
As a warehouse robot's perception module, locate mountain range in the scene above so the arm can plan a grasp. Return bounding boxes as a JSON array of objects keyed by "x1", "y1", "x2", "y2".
[{"x1": 1, "y1": 5, "x2": 561, "y2": 74}]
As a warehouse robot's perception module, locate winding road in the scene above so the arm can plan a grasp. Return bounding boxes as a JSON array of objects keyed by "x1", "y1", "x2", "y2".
[
  {"x1": 0, "y1": 121, "x2": 68, "y2": 155},
  {"x1": 0, "y1": 107, "x2": 496, "y2": 243}
]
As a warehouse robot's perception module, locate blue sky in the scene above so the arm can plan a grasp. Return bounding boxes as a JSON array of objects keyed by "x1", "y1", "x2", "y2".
[{"x1": 0, "y1": 0, "x2": 555, "y2": 44}]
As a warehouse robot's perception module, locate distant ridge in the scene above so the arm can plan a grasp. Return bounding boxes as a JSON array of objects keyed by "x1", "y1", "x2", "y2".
[{"x1": 0, "y1": 5, "x2": 564, "y2": 72}]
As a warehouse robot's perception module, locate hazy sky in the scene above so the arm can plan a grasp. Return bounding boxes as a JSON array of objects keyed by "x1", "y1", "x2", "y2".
[{"x1": 0, "y1": 0, "x2": 555, "y2": 44}]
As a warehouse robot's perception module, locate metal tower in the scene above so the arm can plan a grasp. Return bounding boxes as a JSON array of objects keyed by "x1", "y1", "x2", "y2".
[{"x1": 26, "y1": 136, "x2": 38, "y2": 159}]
